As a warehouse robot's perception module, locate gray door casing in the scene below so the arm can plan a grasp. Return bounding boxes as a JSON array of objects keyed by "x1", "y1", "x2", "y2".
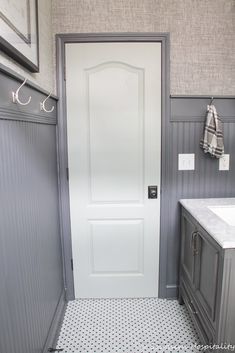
[{"x1": 56, "y1": 33, "x2": 171, "y2": 300}]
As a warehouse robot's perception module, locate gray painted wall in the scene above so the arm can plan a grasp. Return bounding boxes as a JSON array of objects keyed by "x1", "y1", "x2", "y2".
[
  {"x1": 0, "y1": 68, "x2": 65, "y2": 353},
  {"x1": 163, "y1": 97, "x2": 235, "y2": 297}
]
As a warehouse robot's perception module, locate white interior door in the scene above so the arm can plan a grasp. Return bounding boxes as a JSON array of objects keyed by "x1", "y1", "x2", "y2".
[{"x1": 65, "y1": 42, "x2": 161, "y2": 298}]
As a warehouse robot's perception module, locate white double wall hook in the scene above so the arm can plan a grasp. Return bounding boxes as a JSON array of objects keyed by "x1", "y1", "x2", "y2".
[
  {"x1": 12, "y1": 78, "x2": 31, "y2": 106},
  {"x1": 40, "y1": 93, "x2": 54, "y2": 113}
]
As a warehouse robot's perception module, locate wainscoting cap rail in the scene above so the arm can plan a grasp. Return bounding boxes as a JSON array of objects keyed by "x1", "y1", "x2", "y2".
[{"x1": 170, "y1": 94, "x2": 235, "y2": 99}]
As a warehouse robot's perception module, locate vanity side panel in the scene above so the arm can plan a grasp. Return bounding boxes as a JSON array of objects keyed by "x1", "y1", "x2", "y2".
[
  {"x1": 180, "y1": 209, "x2": 197, "y2": 289},
  {"x1": 194, "y1": 223, "x2": 223, "y2": 329},
  {"x1": 217, "y1": 249, "x2": 235, "y2": 348}
]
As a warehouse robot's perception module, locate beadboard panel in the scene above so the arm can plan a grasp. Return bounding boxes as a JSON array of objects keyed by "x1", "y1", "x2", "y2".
[
  {"x1": 0, "y1": 72, "x2": 64, "y2": 353},
  {"x1": 165, "y1": 98, "x2": 235, "y2": 295}
]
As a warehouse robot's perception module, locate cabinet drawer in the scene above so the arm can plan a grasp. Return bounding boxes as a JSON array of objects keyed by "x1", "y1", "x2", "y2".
[{"x1": 181, "y1": 279, "x2": 214, "y2": 346}]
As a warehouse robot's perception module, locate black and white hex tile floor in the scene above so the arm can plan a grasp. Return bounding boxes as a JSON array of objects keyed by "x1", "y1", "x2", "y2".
[{"x1": 56, "y1": 298, "x2": 201, "y2": 353}]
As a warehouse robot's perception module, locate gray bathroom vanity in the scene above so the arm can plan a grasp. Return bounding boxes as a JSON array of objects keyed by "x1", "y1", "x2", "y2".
[{"x1": 179, "y1": 198, "x2": 235, "y2": 351}]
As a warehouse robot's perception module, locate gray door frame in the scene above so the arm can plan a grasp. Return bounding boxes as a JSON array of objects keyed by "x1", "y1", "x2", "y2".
[{"x1": 56, "y1": 33, "x2": 170, "y2": 300}]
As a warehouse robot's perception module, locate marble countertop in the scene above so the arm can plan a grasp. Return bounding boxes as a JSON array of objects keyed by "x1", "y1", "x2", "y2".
[{"x1": 180, "y1": 198, "x2": 235, "y2": 249}]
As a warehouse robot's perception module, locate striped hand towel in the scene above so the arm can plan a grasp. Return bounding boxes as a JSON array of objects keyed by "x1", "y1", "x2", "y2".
[{"x1": 200, "y1": 104, "x2": 224, "y2": 158}]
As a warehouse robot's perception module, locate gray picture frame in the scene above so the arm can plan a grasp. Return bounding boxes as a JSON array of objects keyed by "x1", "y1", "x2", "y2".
[{"x1": 0, "y1": 0, "x2": 39, "y2": 72}]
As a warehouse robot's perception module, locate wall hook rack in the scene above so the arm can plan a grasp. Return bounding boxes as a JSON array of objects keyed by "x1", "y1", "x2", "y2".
[
  {"x1": 12, "y1": 78, "x2": 32, "y2": 106},
  {"x1": 40, "y1": 93, "x2": 55, "y2": 113}
]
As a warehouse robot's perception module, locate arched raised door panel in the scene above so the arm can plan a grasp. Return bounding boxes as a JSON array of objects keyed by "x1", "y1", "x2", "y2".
[{"x1": 85, "y1": 61, "x2": 145, "y2": 204}]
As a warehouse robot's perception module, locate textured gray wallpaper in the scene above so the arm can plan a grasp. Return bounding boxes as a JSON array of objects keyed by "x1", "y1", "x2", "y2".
[{"x1": 52, "y1": 0, "x2": 235, "y2": 95}]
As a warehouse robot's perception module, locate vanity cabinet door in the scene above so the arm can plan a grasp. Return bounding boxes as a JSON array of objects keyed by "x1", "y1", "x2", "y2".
[
  {"x1": 194, "y1": 227, "x2": 221, "y2": 327},
  {"x1": 181, "y1": 211, "x2": 197, "y2": 289}
]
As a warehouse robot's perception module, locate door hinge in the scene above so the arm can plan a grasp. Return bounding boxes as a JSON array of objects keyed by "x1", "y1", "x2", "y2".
[
  {"x1": 64, "y1": 64, "x2": 66, "y2": 81},
  {"x1": 66, "y1": 167, "x2": 69, "y2": 181},
  {"x1": 71, "y1": 258, "x2": 73, "y2": 271}
]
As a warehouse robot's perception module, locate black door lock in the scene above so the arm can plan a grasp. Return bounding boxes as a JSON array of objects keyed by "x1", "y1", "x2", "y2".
[
  {"x1": 48, "y1": 348, "x2": 64, "y2": 352},
  {"x1": 148, "y1": 185, "x2": 158, "y2": 199}
]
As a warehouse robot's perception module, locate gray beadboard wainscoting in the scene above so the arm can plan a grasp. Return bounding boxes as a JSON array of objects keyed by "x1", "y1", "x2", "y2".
[
  {"x1": 0, "y1": 66, "x2": 65, "y2": 353},
  {"x1": 161, "y1": 96, "x2": 235, "y2": 298},
  {"x1": 1, "y1": 60, "x2": 235, "y2": 353}
]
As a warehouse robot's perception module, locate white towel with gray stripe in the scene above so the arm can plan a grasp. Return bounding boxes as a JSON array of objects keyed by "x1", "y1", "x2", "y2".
[{"x1": 200, "y1": 104, "x2": 224, "y2": 158}]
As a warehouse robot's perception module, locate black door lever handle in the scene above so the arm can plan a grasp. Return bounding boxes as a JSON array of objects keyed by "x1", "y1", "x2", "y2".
[
  {"x1": 148, "y1": 185, "x2": 158, "y2": 199},
  {"x1": 48, "y1": 348, "x2": 64, "y2": 352}
]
